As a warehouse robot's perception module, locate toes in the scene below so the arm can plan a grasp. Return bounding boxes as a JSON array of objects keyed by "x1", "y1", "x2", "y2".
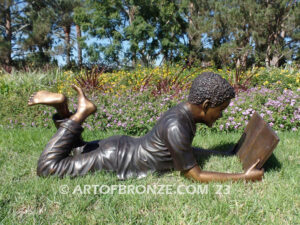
[
  {"x1": 72, "y1": 85, "x2": 85, "y2": 96},
  {"x1": 28, "y1": 96, "x2": 33, "y2": 103},
  {"x1": 28, "y1": 92, "x2": 37, "y2": 105},
  {"x1": 28, "y1": 100, "x2": 34, "y2": 105},
  {"x1": 71, "y1": 85, "x2": 79, "y2": 91},
  {"x1": 29, "y1": 93, "x2": 36, "y2": 99}
]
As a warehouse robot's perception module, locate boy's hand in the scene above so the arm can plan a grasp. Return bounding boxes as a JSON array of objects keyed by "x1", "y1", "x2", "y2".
[{"x1": 244, "y1": 159, "x2": 264, "y2": 181}]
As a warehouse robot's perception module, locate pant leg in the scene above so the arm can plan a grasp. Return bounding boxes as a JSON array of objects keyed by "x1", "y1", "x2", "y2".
[
  {"x1": 53, "y1": 114, "x2": 101, "y2": 155},
  {"x1": 37, "y1": 119, "x2": 102, "y2": 177},
  {"x1": 52, "y1": 113, "x2": 85, "y2": 148}
]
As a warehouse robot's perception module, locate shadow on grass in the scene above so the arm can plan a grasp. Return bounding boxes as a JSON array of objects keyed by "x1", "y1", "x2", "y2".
[
  {"x1": 192, "y1": 143, "x2": 282, "y2": 172},
  {"x1": 155, "y1": 143, "x2": 236, "y2": 177},
  {"x1": 263, "y1": 153, "x2": 281, "y2": 172},
  {"x1": 74, "y1": 140, "x2": 281, "y2": 178},
  {"x1": 192, "y1": 143, "x2": 236, "y2": 167}
]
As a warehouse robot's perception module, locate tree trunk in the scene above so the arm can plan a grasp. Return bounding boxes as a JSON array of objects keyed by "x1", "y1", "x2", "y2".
[
  {"x1": 63, "y1": 25, "x2": 71, "y2": 68},
  {"x1": 235, "y1": 58, "x2": 241, "y2": 85},
  {"x1": 128, "y1": 6, "x2": 136, "y2": 67},
  {"x1": 187, "y1": 2, "x2": 195, "y2": 49},
  {"x1": 5, "y1": 7, "x2": 12, "y2": 66},
  {"x1": 241, "y1": 52, "x2": 248, "y2": 69},
  {"x1": 270, "y1": 55, "x2": 280, "y2": 67},
  {"x1": 265, "y1": 45, "x2": 271, "y2": 67},
  {"x1": 76, "y1": 24, "x2": 82, "y2": 67},
  {"x1": 265, "y1": 46, "x2": 281, "y2": 67}
]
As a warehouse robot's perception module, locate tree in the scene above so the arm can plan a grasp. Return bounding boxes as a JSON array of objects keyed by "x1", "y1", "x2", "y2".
[
  {"x1": 53, "y1": 0, "x2": 76, "y2": 68},
  {"x1": 40, "y1": 0, "x2": 83, "y2": 68},
  {"x1": 186, "y1": 0, "x2": 259, "y2": 83},
  {"x1": 155, "y1": 0, "x2": 188, "y2": 63},
  {"x1": 186, "y1": 0, "x2": 233, "y2": 67},
  {"x1": 74, "y1": 24, "x2": 82, "y2": 67},
  {"x1": 252, "y1": 0, "x2": 299, "y2": 67},
  {"x1": 19, "y1": 0, "x2": 55, "y2": 66},
  {"x1": 219, "y1": 0, "x2": 257, "y2": 82},
  {"x1": 0, "y1": 0, "x2": 29, "y2": 66},
  {"x1": 185, "y1": 0, "x2": 299, "y2": 72}
]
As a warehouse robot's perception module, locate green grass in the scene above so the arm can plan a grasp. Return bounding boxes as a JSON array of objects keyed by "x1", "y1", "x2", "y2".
[{"x1": 0, "y1": 128, "x2": 299, "y2": 224}]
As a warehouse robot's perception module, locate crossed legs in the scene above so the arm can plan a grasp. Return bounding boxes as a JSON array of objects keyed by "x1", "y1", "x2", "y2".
[
  {"x1": 28, "y1": 85, "x2": 99, "y2": 177},
  {"x1": 28, "y1": 85, "x2": 97, "y2": 124}
]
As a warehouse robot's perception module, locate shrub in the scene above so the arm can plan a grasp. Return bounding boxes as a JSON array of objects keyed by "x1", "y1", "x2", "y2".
[
  {"x1": 1, "y1": 66, "x2": 299, "y2": 134},
  {"x1": 214, "y1": 87, "x2": 300, "y2": 132}
]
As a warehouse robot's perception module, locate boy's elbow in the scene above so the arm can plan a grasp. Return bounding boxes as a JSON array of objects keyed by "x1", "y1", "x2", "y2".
[{"x1": 37, "y1": 161, "x2": 56, "y2": 177}]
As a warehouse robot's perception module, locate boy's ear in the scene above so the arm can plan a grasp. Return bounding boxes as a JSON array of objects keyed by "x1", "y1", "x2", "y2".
[{"x1": 202, "y1": 100, "x2": 210, "y2": 112}]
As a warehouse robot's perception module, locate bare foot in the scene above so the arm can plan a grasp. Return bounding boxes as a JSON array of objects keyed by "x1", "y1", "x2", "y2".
[
  {"x1": 70, "y1": 85, "x2": 97, "y2": 123},
  {"x1": 28, "y1": 91, "x2": 66, "y2": 106},
  {"x1": 28, "y1": 91, "x2": 71, "y2": 118}
]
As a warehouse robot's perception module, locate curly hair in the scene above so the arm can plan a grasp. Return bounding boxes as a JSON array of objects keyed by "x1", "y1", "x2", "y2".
[{"x1": 188, "y1": 72, "x2": 235, "y2": 107}]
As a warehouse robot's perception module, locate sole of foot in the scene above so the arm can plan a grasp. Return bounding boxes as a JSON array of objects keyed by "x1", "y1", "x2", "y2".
[{"x1": 28, "y1": 91, "x2": 67, "y2": 107}]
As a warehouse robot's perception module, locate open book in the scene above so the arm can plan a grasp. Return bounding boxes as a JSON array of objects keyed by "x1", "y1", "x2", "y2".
[{"x1": 233, "y1": 112, "x2": 280, "y2": 171}]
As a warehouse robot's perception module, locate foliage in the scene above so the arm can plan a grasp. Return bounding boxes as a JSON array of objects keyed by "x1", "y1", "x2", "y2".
[
  {"x1": 56, "y1": 64, "x2": 199, "y2": 96},
  {"x1": 214, "y1": 87, "x2": 299, "y2": 132},
  {"x1": 1, "y1": 1, "x2": 299, "y2": 69},
  {"x1": 74, "y1": 0, "x2": 188, "y2": 66},
  {"x1": 250, "y1": 67, "x2": 300, "y2": 91},
  {"x1": 21, "y1": 0, "x2": 55, "y2": 64},
  {"x1": 75, "y1": 67, "x2": 106, "y2": 92},
  {"x1": 0, "y1": 66, "x2": 299, "y2": 135},
  {"x1": 0, "y1": 0, "x2": 28, "y2": 65},
  {"x1": 187, "y1": 0, "x2": 299, "y2": 84}
]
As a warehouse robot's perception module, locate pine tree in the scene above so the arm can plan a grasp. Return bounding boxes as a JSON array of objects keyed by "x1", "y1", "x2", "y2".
[
  {"x1": 0, "y1": 0, "x2": 29, "y2": 66},
  {"x1": 20, "y1": 0, "x2": 55, "y2": 66},
  {"x1": 252, "y1": 0, "x2": 299, "y2": 67}
]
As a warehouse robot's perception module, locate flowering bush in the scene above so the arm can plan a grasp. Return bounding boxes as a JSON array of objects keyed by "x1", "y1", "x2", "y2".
[
  {"x1": 214, "y1": 87, "x2": 299, "y2": 132},
  {"x1": 56, "y1": 66, "x2": 299, "y2": 97},
  {"x1": 249, "y1": 67, "x2": 299, "y2": 91},
  {"x1": 80, "y1": 91, "x2": 184, "y2": 135},
  {"x1": 0, "y1": 66, "x2": 299, "y2": 134},
  {"x1": 56, "y1": 65, "x2": 227, "y2": 96},
  {"x1": 5, "y1": 86, "x2": 297, "y2": 135},
  {"x1": 81, "y1": 86, "x2": 299, "y2": 134}
]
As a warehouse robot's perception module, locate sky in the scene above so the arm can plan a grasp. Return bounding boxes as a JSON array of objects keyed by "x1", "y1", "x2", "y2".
[{"x1": 53, "y1": 29, "x2": 211, "y2": 67}]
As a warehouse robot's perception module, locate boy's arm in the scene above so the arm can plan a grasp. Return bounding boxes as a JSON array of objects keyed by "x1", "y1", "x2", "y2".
[{"x1": 183, "y1": 160, "x2": 264, "y2": 182}]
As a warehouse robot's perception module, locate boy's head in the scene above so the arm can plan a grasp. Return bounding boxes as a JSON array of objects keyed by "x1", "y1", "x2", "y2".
[
  {"x1": 188, "y1": 72, "x2": 235, "y2": 107},
  {"x1": 188, "y1": 72, "x2": 235, "y2": 127}
]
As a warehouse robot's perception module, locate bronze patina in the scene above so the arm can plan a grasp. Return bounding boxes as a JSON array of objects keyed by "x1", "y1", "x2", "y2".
[
  {"x1": 29, "y1": 72, "x2": 264, "y2": 182},
  {"x1": 234, "y1": 112, "x2": 279, "y2": 171}
]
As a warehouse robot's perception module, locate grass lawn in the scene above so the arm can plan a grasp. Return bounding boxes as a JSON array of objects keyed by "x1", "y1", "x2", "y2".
[{"x1": 0, "y1": 128, "x2": 299, "y2": 224}]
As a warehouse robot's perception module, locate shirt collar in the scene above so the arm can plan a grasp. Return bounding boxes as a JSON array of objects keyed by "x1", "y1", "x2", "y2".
[{"x1": 178, "y1": 102, "x2": 196, "y2": 136}]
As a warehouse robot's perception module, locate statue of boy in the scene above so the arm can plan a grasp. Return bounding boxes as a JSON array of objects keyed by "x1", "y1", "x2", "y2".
[{"x1": 28, "y1": 72, "x2": 263, "y2": 182}]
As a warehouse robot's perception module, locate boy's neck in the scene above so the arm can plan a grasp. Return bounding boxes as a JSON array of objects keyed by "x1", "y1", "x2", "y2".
[{"x1": 185, "y1": 102, "x2": 205, "y2": 123}]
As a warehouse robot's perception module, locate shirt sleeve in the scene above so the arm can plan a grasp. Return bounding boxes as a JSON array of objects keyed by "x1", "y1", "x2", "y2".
[{"x1": 164, "y1": 122, "x2": 197, "y2": 171}]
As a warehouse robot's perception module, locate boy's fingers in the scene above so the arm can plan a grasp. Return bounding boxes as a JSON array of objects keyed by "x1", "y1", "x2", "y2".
[
  {"x1": 250, "y1": 159, "x2": 260, "y2": 170},
  {"x1": 247, "y1": 159, "x2": 260, "y2": 172}
]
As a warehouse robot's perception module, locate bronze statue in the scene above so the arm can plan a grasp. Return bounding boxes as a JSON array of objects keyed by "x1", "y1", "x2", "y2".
[
  {"x1": 28, "y1": 72, "x2": 264, "y2": 182},
  {"x1": 234, "y1": 112, "x2": 279, "y2": 170}
]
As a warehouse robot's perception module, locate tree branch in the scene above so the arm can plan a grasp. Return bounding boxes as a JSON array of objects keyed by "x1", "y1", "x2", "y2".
[{"x1": 12, "y1": 24, "x2": 30, "y2": 34}]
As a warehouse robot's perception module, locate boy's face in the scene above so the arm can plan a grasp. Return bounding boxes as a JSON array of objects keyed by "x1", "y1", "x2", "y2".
[{"x1": 202, "y1": 100, "x2": 230, "y2": 127}]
